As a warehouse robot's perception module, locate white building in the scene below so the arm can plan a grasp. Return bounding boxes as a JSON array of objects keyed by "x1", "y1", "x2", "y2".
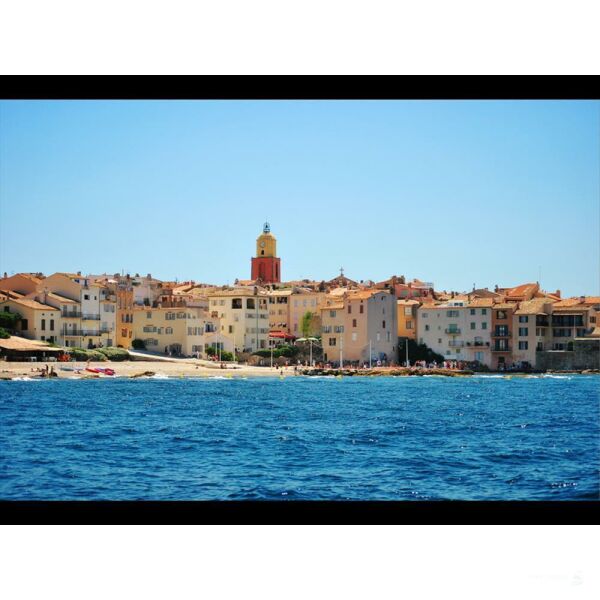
[{"x1": 417, "y1": 298, "x2": 493, "y2": 366}]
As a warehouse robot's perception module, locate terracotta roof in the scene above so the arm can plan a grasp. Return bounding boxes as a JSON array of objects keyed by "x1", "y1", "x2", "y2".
[
  {"x1": 397, "y1": 299, "x2": 420, "y2": 306},
  {"x1": 0, "y1": 336, "x2": 62, "y2": 352},
  {"x1": 41, "y1": 292, "x2": 78, "y2": 304},
  {"x1": 515, "y1": 298, "x2": 554, "y2": 315},
  {"x1": 467, "y1": 298, "x2": 495, "y2": 307},
  {"x1": 505, "y1": 283, "x2": 539, "y2": 298},
  {"x1": 320, "y1": 301, "x2": 344, "y2": 311},
  {"x1": 347, "y1": 290, "x2": 388, "y2": 301},
  {"x1": 1, "y1": 297, "x2": 59, "y2": 311},
  {"x1": 583, "y1": 296, "x2": 600, "y2": 305},
  {"x1": 492, "y1": 302, "x2": 515, "y2": 310},
  {"x1": 0, "y1": 289, "x2": 25, "y2": 300}
]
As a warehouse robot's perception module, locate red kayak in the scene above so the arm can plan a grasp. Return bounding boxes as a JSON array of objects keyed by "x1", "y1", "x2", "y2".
[
  {"x1": 86, "y1": 367, "x2": 101, "y2": 373},
  {"x1": 98, "y1": 368, "x2": 115, "y2": 376}
]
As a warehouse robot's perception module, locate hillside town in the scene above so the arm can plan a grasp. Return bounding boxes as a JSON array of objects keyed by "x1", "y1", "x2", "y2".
[{"x1": 1, "y1": 223, "x2": 599, "y2": 371}]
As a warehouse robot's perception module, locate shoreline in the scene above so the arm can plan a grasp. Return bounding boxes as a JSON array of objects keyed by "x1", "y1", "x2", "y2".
[{"x1": 1, "y1": 360, "x2": 598, "y2": 380}]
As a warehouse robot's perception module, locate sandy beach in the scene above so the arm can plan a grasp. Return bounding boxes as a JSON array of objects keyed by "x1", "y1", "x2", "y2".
[
  {"x1": 0, "y1": 359, "x2": 473, "y2": 380},
  {"x1": 0, "y1": 358, "x2": 290, "y2": 380}
]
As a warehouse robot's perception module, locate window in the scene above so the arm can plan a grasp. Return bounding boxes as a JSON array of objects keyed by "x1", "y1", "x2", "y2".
[
  {"x1": 41, "y1": 335, "x2": 45, "y2": 341},
  {"x1": 352, "y1": 319, "x2": 357, "y2": 327},
  {"x1": 482, "y1": 322, "x2": 487, "y2": 330},
  {"x1": 496, "y1": 310, "x2": 507, "y2": 319},
  {"x1": 438, "y1": 338, "x2": 442, "y2": 344},
  {"x1": 147, "y1": 311, "x2": 152, "y2": 319},
  {"x1": 84, "y1": 294, "x2": 89, "y2": 300},
  {"x1": 425, "y1": 324, "x2": 430, "y2": 331},
  {"x1": 50, "y1": 319, "x2": 54, "y2": 331},
  {"x1": 246, "y1": 298, "x2": 255, "y2": 309},
  {"x1": 387, "y1": 331, "x2": 391, "y2": 342},
  {"x1": 518, "y1": 327, "x2": 528, "y2": 337},
  {"x1": 446, "y1": 310, "x2": 459, "y2": 317},
  {"x1": 519, "y1": 316, "x2": 529, "y2": 323},
  {"x1": 334, "y1": 325, "x2": 344, "y2": 333},
  {"x1": 475, "y1": 351, "x2": 483, "y2": 362},
  {"x1": 404, "y1": 306, "x2": 412, "y2": 316},
  {"x1": 470, "y1": 309, "x2": 476, "y2": 315},
  {"x1": 322, "y1": 325, "x2": 332, "y2": 333},
  {"x1": 406, "y1": 320, "x2": 413, "y2": 329},
  {"x1": 228, "y1": 325, "x2": 233, "y2": 334},
  {"x1": 232, "y1": 298, "x2": 242, "y2": 309},
  {"x1": 41, "y1": 319, "x2": 46, "y2": 331},
  {"x1": 351, "y1": 332, "x2": 357, "y2": 341},
  {"x1": 518, "y1": 341, "x2": 528, "y2": 350},
  {"x1": 330, "y1": 310, "x2": 336, "y2": 318},
  {"x1": 382, "y1": 320, "x2": 386, "y2": 328},
  {"x1": 359, "y1": 305, "x2": 364, "y2": 314},
  {"x1": 470, "y1": 322, "x2": 476, "y2": 330},
  {"x1": 329, "y1": 337, "x2": 336, "y2": 346},
  {"x1": 376, "y1": 333, "x2": 381, "y2": 341},
  {"x1": 421, "y1": 312, "x2": 428, "y2": 318},
  {"x1": 347, "y1": 305, "x2": 351, "y2": 314}
]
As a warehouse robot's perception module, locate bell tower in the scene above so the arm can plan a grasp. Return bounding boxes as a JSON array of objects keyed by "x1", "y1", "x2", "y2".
[{"x1": 251, "y1": 222, "x2": 281, "y2": 283}]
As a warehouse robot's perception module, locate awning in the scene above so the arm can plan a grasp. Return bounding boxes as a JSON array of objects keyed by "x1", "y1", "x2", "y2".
[{"x1": 268, "y1": 330, "x2": 295, "y2": 340}]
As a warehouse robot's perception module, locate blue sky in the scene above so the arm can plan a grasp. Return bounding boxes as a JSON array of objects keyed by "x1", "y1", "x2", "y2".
[{"x1": 0, "y1": 100, "x2": 597, "y2": 296}]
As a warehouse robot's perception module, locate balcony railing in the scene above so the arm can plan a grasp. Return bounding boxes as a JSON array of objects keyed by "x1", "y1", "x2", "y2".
[
  {"x1": 492, "y1": 345, "x2": 511, "y2": 352},
  {"x1": 448, "y1": 341, "x2": 464, "y2": 347},
  {"x1": 445, "y1": 328, "x2": 461, "y2": 335},
  {"x1": 61, "y1": 311, "x2": 82, "y2": 318},
  {"x1": 81, "y1": 313, "x2": 101, "y2": 321},
  {"x1": 62, "y1": 328, "x2": 101, "y2": 337},
  {"x1": 491, "y1": 331, "x2": 511, "y2": 338},
  {"x1": 466, "y1": 341, "x2": 489, "y2": 347}
]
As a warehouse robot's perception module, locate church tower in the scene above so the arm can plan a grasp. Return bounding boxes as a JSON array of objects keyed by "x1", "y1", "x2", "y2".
[{"x1": 251, "y1": 222, "x2": 281, "y2": 284}]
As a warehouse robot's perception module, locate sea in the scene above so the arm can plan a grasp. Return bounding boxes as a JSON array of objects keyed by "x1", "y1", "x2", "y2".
[{"x1": 0, "y1": 375, "x2": 598, "y2": 500}]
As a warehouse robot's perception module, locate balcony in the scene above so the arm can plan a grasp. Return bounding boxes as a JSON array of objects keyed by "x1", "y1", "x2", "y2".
[
  {"x1": 62, "y1": 328, "x2": 101, "y2": 337},
  {"x1": 81, "y1": 313, "x2": 101, "y2": 321},
  {"x1": 466, "y1": 341, "x2": 489, "y2": 347},
  {"x1": 491, "y1": 345, "x2": 511, "y2": 353},
  {"x1": 491, "y1": 331, "x2": 511, "y2": 338},
  {"x1": 445, "y1": 328, "x2": 461, "y2": 335},
  {"x1": 448, "y1": 340, "x2": 464, "y2": 347},
  {"x1": 61, "y1": 310, "x2": 82, "y2": 318}
]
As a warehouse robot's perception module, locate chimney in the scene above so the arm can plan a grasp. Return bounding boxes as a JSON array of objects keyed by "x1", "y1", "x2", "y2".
[
  {"x1": 77, "y1": 271, "x2": 81, "y2": 276},
  {"x1": 3, "y1": 272, "x2": 6, "y2": 279},
  {"x1": 555, "y1": 290, "x2": 561, "y2": 298},
  {"x1": 494, "y1": 284, "x2": 499, "y2": 292}
]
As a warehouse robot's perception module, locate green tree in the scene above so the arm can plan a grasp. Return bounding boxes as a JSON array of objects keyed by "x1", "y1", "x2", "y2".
[
  {"x1": 0, "y1": 310, "x2": 22, "y2": 332},
  {"x1": 300, "y1": 311, "x2": 315, "y2": 338}
]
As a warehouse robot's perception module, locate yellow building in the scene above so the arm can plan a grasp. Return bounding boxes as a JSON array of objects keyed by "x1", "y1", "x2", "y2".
[
  {"x1": 289, "y1": 289, "x2": 325, "y2": 337},
  {"x1": 0, "y1": 297, "x2": 61, "y2": 344},
  {"x1": 207, "y1": 287, "x2": 269, "y2": 353},
  {"x1": 132, "y1": 306, "x2": 230, "y2": 357}
]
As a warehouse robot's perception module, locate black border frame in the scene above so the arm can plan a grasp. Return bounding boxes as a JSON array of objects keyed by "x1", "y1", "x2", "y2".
[{"x1": 1, "y1": 75, "x2": 598, "y2": 524}]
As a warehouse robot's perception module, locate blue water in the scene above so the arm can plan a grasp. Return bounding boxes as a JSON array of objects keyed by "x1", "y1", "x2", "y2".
[{"x1": 0, "y1": 375, "x2": 598, "y2": 500}]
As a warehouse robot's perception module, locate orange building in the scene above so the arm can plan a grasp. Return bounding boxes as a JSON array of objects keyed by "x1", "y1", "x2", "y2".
[{"x1": 397, "y1": 299, "x2": 419, "y2": 340}]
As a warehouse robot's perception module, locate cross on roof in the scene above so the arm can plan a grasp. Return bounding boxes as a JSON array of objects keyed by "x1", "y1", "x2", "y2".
[{"x1": 340, "y1": 267, "x2": 344, "y2": 277}]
